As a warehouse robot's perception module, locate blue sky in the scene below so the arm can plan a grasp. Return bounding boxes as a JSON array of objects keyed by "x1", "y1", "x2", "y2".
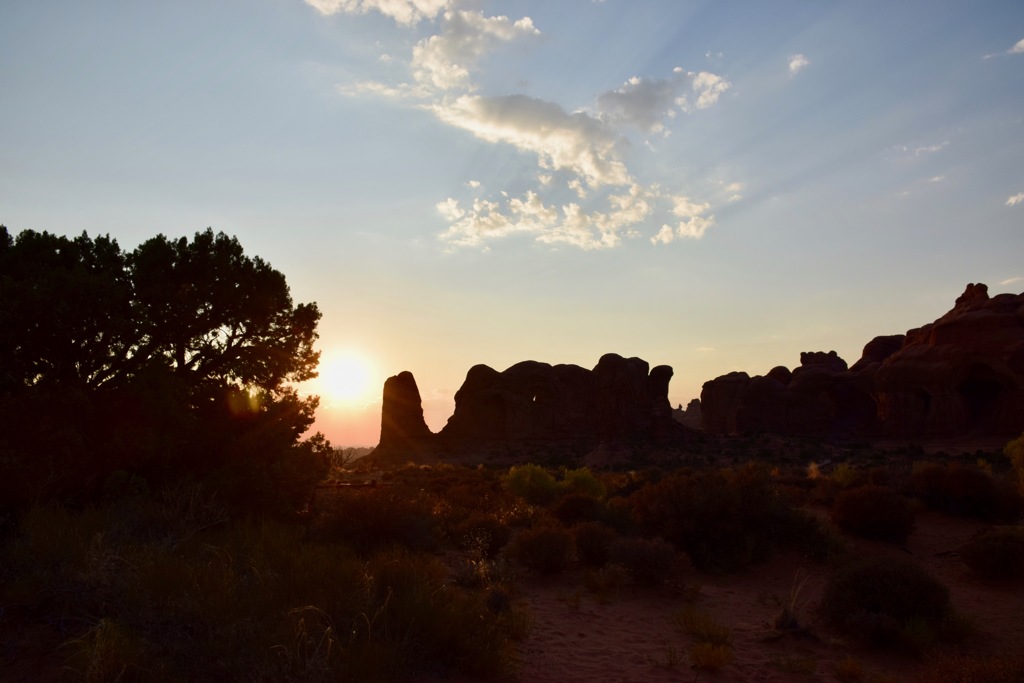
[{"x1": 2, "y1": 0, "x2": 1022, "y2": 445}]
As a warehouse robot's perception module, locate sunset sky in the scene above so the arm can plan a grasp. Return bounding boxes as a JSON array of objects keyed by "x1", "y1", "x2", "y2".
[{"x1": 3, "y1": 1, "x2": 1023, "y2": 446}]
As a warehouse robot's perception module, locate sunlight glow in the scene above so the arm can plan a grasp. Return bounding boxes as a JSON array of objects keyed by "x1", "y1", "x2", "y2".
[{"x1": 316, "y1": 351, "x2": 376, "y2": 405}]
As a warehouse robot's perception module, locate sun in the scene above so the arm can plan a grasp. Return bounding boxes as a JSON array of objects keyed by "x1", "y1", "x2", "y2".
[{"x1": 316, "y1": 351, "x2": 376, "y2": 405}]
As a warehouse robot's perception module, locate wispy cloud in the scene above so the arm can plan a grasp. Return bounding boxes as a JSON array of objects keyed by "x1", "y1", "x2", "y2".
[
  {"x1": 892, "y1": 140, "x2": 949, "y2": 156},
  {"x1": 928, "y1": 175, "x2": 945, "y2": 183},
  {"x1": 595, "y1": 69, "x2": 730, "y2": 133},
  {"x1": 312, "y1": 0, "x2": 728, "y2": 250},
  {"x1": 1007, "y1": 192, "x2": 1024, "y2": 207},
  {"x1": 983, "y1": 37, "x2": 1024, "y2": 59},
  {"x1": 788, "y1": 53, "x2": 810, "y2": 75},
  {"x1": 1000, "y1": 276, "x2": 1024, "y2": 286}
]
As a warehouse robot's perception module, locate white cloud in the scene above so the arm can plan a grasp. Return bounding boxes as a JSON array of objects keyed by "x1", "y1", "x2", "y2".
[
  {"x1": 788, "y1": 54, "x2": 810, "y2": 75},
  {"x1": 1000, "y1": 276, "x2": 1024, "y2": 286},
  {"x1": 431, "y1": 94, "x2": 631, "y2": 189},
  {"x1": 928, "y1": 175, "x2": 945, "y2": 183},
  {"x1": 1007, "y1": 192, "x2": 1024, "y2": 207},
  {"x1": 305, "y1": 0, "x2": 449, "y2": 26},
  {"x1": 1010, "y1": 38, "x2": 1024, "y2": 54},
  {"x1": 466, "y1": 180, "x2": 480, "y2": 188},
  {"x1": 595, "y1": 68, "x2": 730, "y2": 132},
  {"x1": 411, "y1": 10, "x2": 539, "y2": 90}
]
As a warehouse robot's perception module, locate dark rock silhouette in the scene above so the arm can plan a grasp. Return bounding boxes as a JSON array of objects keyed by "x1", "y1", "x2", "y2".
[
  {"x1": 368, "y1": 353, "x2": 689, "y2": 464},
  {"x1": 375, "y1": 371, "x2": 434, "y2": 460},
  {"x1": 701, "y1": 283, "x2": 1024, "y2": 439}
]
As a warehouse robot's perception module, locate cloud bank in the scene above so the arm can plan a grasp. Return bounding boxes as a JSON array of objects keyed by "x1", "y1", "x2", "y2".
[{"x1": 308, "y1": 0, "x2": 734, "y2": 250}]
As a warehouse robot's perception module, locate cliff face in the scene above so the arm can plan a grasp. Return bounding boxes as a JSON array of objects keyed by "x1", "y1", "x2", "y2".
[
  {"x1": 701, "y1": 283, "x2": 1024, "y2": 439},
  {"x1": 369, "y1": 353, "x2": 688, "y2": 463}
]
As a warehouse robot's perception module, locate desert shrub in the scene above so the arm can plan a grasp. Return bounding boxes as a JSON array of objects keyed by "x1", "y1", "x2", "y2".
[
  {"x1": 558, "y1": 467, "x2": 606, "y2": 499},
  {"x1": 1006, "y1": 432, "x2": 1024, "y2": 493},
  {"x1": 509, "y1": 524, "x2": 573, "y2": 575},
  {"x1": 960, "y1": 526, "x2": 1024, "y2": 579},
  {"x1": 831, "y1": 485, "x2": 914, "y2": 543},
  {"x1": 820, "y1": 556, "x2": 956, "y2": 651},
  {"x1": 674, "y1": 606, "x2": 733, "y2": 646},
  {"x1": 608, "y1": 536, "x2": 678, "y2": 586},
  {"x1": 628, "y1": 463, "x2": 819, "y2": 572},
  {"x1": 503, "y1": 464, "x2": 558, "y2": 505},
  {"x1": 911, "y1": 461, "x2": 1021, "y2": 522},
  {"x1": 552, "y1": 493, "x2": 607, "y2": 526},
  {"x1": 916, "y1": 652, "x2": 1024, "y2": 683},
  {"x1": 451, "y1": 512, "x2": 512, "y2": 559},
  {"x1": 310, "y1": 486, "x2": 439, "y2": 554},
  {"x1": 573, "y1": 521, "x2": 618, "y2": 567}
]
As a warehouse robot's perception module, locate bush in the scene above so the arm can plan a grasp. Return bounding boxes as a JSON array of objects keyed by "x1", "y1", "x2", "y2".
[
  {"x1": 573, "y1": 522, "x2": 618, "y2": 568},
  {"x1": 503, "y1": 464, "x2": 558, "y2": 505},
  {"x1": 831, "y1": 486, "x2": 914, "y2": 543},
  {"x1": 552, "y1": 493, "x2": 607, "y2": 526},
  {"x1": 1006, "y1": 432, "x2": 1024, "y2": 494},
  {"x1": 960, "y1": 526, "x2": 1024, "y2": 579},
  {"x1": 917, "y1": 652, "x2": 1024, "y2": 683},
  {"x1": 313, "y1": 486, "x2": 438, "y2": 554},
  {"x1": 911, "y1": 462, "x2": 1021, "y2": 521},
  {"x1": 451, "y1": 513, "x2": 512, "y2": 559},
  {"x1": 509, "y1": 525, "x2": 573, "y2": 575},
  {"x1": 558, "y1": 467, "x2": 606, "y2": 499},
  {"x1": 609, "y1": 536, "x2": 678, "y2": 586},
  {"x1": 820, "y1": 556, "x2": 955, "y2": 650},
  {"x1": 628, "y1": 463, "x2": 817, "y2": 572}
]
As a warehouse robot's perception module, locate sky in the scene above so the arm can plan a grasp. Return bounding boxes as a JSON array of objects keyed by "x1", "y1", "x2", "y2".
[{"x1": 2, "y1": 0, "x2": 1023, "y2": 447}]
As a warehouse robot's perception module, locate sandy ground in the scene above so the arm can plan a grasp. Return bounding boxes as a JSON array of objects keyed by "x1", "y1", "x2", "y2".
[{"x1": 508, "y1": 509, "x2": 1024, "y2": 682}]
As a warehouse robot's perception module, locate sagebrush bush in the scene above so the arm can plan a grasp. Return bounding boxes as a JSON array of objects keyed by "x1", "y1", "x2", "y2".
[
  {"x1": 503, "y1": 464, "x2": 558, "y2": 505},
  {"x1": 820, "y1": 556, "x2": 956, "y2": 651},
  {"x1": 451, "y1": 512, "x2": 512, "y2": 559},
  {"x1": 312, "y1": 486, "x2": 439, "y2": 554},
  {"x1": 628, "y1": 463, "x2": 824, "y2": 572},
  {"x1": 509, "y1": 524, "x2": 573, "y2": 575},
  {"x1": 558, "y1": 467, "x2": 606, "y2": 499},
  {"x1": 911, "y1": 461, "x2": 1021, "y2": 521},
  {"x1": 960, "y1": 525, "x2": 1024, "y2": 579},
  {"x1": 831, "y1": 485, "x2": 915, "y2": 543},
  {"x1": 573, "y1": 521, "x2": 618, "y2": 567},
  {"x1": 608, "y1": 536, "x2": 678, "y2": 586}
]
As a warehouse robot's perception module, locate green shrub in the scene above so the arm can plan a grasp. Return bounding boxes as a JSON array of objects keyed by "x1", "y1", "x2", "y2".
[
  {"x1": 558, "y1": 467, "x2": 606, "y2": 499},
  {"x1": 960, "y1": 526, "x2": 1024, "y2": 579},
  {"x1": 503, "y1": 464, "x2": 558, "y2": 505},
  {"x1": 573, "y1": 521, "x2": 618, "y2": 567},
  {"x1": 831, "y1": 486, "x2": 914, "y2": 543},
  {"x1": 609, "y1": 536, "x2": 678, "y2": 586},
  {"x1": 820, "y1": 556, "x2": 955, "y2": 651},
  {"x1": 509, "y1": 525, "x2": 573, "y2": 575}
]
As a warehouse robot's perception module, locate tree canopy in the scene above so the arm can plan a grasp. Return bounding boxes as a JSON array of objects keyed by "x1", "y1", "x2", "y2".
[{"x1": 0, "y1": 226, "x2": 327, "y2": 510}]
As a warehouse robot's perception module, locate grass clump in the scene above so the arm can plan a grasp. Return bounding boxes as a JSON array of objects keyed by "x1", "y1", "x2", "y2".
[
  {"x1": 503, "y1": 464, "x2": 559, "y2": 505},
  {"x1": 674, "y1": 606, "x2": 733, "y2": 646},
  {"x1": 831, "y1": 485, "x2": 915, "y2": 544},
  {"x1": 820, "y1": 556, "x2": 964, "y2": 653},
  {"x1": 690, "y1": 642, "x2": 733, "y2": 671},
  {"x1": 960, "y1": 525, "x2": 1024, "y2": 579}
]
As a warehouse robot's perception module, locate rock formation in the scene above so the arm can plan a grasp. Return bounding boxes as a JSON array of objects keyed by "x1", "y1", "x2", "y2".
[
  {"x1": 369, "y1": 353, "x2": 689, "y2": 463},
  {"x1": 701, "y1": 283, "x2": 1024, "y2": 440}
]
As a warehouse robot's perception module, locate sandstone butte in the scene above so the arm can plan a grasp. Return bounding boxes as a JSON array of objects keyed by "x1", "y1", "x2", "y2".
[{"x1": 368, "y1": 283, "x2": 1024, "y2": 464}]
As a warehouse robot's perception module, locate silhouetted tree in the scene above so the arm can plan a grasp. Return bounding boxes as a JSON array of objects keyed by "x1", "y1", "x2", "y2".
[{"x1": 0, "y1": 225, "x2": 326, "y2": 510}]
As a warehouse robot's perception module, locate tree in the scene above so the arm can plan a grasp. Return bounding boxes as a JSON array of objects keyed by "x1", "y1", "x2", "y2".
[{"x1": 0, "y1": 225, "x2": 326, "y2": 509}]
